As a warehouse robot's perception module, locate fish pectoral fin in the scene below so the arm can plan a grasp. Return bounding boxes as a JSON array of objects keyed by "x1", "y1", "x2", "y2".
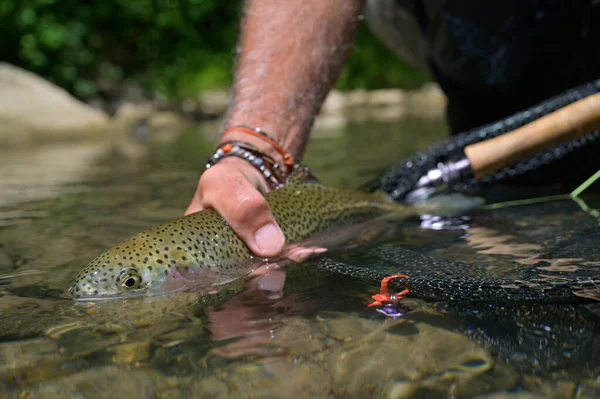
[
  {"x1": 283, "y1": 219, "x2": 396, "y2": 262},
  {"x1": 280, "y1": 244, "x2": 328, "y2": 263},
  {"x1": 155, "y1": 266, "x2": 224, "y2": 294},
  {"x1": 284, "y1": 164, "x2": 323, "y2": 186}
]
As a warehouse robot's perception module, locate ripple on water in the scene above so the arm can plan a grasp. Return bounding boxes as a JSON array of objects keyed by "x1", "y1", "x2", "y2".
[{"x1": 1, "y1": 121, "x2": 600, "y2": 397}]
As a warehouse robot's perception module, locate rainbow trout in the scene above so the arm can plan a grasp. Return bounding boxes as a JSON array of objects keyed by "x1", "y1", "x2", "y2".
[{"x1": 69, "y1": 166, "x2": 444, "y2": 300}]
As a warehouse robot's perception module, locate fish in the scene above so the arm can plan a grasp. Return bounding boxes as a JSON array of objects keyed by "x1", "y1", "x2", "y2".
[{"x1": 68, "y1": 165, "x2": 477, "y2": 300}]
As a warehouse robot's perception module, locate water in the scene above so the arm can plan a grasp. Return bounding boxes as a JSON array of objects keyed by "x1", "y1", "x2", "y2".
[{"x1": 0, "y1": 117, "x2": 599, "y2": 398}]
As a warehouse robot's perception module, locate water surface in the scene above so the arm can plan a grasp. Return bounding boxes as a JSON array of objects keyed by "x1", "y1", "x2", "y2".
[{"x1": 0, "y1": 117, "x2": 599, "y2": 398}]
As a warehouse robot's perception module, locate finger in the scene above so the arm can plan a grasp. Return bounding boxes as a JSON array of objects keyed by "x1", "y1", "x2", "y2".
[{"x1": 199, "y1": 162, "x2": 285, "y2": 257}]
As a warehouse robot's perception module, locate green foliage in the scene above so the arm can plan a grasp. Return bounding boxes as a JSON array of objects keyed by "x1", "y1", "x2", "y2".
[
  {"x1": 0, "y1": 0, "x2": 240, "y2": 99},
  {"x1": 337, "y1": 24, "x2": 431, "y2": 90},
  {"x1": 1, "y1": 1, "x2": 428, "y2": 101}
]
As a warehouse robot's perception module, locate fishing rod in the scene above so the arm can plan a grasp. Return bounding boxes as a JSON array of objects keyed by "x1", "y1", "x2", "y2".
[{"x1": 403, "y1": 91, "x2": 600, "y2": 204}]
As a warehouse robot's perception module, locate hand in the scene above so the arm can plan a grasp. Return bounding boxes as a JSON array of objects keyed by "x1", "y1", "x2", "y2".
[{"x1": 185, "y1": 157, "x2": 286, "y2": 258}]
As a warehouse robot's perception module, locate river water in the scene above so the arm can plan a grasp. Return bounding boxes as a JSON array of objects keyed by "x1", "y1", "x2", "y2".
[{"x1": 0, "y1": 117, "x2": 599, "y2": 398}]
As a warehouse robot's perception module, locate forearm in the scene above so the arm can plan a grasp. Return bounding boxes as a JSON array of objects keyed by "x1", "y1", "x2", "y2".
[{"x1": 223, "y1": 0, "x2": 366, "y2": 162}]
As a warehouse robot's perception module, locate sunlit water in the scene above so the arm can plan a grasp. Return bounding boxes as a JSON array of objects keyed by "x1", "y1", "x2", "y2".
[{"x1": 0, "y1": 117, "x2": 599, "y2": 398}]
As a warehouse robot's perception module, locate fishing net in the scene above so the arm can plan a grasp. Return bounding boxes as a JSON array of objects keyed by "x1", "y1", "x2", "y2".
[
  {"x1": 375, "y1": 79, "x2": 600, "y2": 200},
  {"x1": 342, "y1": 79, "x2": 600, "y2": 304}
]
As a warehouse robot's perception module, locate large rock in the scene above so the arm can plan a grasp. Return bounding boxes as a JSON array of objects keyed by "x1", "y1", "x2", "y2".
[{"x1": 0, "y1": 63, "x2": 111, "y2": 144}]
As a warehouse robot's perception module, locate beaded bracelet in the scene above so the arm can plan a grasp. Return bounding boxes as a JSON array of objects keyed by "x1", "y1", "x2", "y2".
[
  {"x1": 221, "y1": 126, "x2": 295, "y2": 173},
  {"x1": 205, "y1": 140, "x2": 287, "y2": 189}
]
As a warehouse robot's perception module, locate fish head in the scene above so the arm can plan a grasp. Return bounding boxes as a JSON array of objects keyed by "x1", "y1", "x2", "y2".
[
  {"x1": 68, "y1": 196, "x2": 283, "y2": 300},
  {"x1": 67, "y1": 214, "x2": 239, "y2": 300},
  {"x1": 68, "y1": 246, "x2": 170, "y2": 300},
  {"x1": 67, "y1": 228, "x2": 196, "y2": 299}
]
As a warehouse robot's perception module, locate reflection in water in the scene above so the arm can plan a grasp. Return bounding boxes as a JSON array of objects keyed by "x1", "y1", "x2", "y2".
[
  {"x1": 0, "y1": 142, "x2": 111, "y2": 209},
  {"x1": 206, "y1": 270, "x2": 305, "y2": 358},
  {"x1": 1, "y1": 119, "x2": 600, "y2": 397},
  {"x1": 419, "y1": 214, "x2": 472, "y2": 231},
  {"x1": 466, "y1": 226, "x2": 544, "y2": 262},
  {"x1": 466, "y1": 225, "x2": 600, "y2": 273},
  {"x1": 464, "y1": 224, "x2": 600, "y2": 301}
]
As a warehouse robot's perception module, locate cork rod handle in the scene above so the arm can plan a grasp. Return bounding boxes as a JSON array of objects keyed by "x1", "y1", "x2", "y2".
[{"x1": 464, "y1": 92, "x2": 600, "y2": 179}]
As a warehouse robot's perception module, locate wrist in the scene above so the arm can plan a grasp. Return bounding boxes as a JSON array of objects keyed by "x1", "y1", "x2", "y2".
[
  {"x1": 218, "y1": 126, "x2": 293, "y2": 171},
  {"x1": 208, "y1": 125, "x2": 296, "y2": 190},
  {"x1": 223, "y1": 113, "x2": 309, "y2": 162},
  {"x1": 213, "y1": 156, "x2": 271, "y2": 193}
]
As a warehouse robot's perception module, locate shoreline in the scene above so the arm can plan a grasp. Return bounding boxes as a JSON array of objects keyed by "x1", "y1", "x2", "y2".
[{"x1": 0, "y1": 63, "x2": 447, "y2": 147}]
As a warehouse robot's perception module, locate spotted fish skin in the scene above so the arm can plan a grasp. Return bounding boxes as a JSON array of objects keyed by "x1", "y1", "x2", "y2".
[{"x1": 69, "y1": 166, "x2": 408, "y2": 299}]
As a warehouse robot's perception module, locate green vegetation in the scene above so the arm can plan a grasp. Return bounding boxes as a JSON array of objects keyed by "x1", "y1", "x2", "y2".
[
  {"x1": 338, "y1": 24, "x2": 431, "y2": 91},
  {"x1": 1, "y1": 0, "x2": 429, "y2": 101},
  {"x1": 486, "y1": 169, "x2": 600, "y2": 219}
]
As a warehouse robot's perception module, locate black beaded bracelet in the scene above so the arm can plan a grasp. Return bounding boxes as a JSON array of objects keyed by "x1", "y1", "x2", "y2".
[
  {"x1": 205, "y1": 141, "x2": 287, "y2": 189},
  {"x1": 221, "y1": 126, "x2": 295, "y2": 172}
]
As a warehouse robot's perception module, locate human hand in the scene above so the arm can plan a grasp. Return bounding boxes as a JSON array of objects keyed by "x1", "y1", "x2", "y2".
[{"x1": 185, "y1": 156, "x2": 286, "y2": 258}]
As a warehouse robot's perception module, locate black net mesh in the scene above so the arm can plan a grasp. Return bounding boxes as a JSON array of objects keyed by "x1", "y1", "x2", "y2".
[{"x1": 377, "y1": 79, "x2": 600, "y2": 200}]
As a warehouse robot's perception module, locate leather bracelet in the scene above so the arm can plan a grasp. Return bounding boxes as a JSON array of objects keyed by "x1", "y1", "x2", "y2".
[
  {"x1": 206, "y1": 141, "x2": 287, "y2": 189},
  {"x1": 221, "y1": 126, "x2": 295, "y2": 172}
]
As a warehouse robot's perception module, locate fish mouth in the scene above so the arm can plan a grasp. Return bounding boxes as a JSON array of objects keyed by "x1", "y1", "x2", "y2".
[
  {"x1": 68, "y1": 278, "x2": 157, "y2": 300},
  {"x1": 67, "y1": 278, "x2": 149, "y2": 301},
  {"x1": 69, "y1": 289, "x2": 151, "y2": 301}
]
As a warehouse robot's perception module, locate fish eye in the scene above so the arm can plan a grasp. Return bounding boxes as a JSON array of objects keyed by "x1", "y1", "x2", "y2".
[{"x1": 118, "y1": 268, "x2": 142, "y2": 290}]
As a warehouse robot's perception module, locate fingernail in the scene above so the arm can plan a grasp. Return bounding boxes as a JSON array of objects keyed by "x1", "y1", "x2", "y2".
[{"x1": 254, "y1": 223, "x2": 285, "y2": 256}]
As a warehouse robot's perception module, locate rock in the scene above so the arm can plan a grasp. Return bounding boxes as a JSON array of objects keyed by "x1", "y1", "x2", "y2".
[
  {"x1": 114, "y1": 102, "x2": 153, "y2": 124},
  {"x1": 312, "y1": 114, "x2": 348, "y2": 131},
  {"x1": 321, "y1": 90, "x2": 347, "y2": 114},
  {"x1": 406, "y1": 82, "x2": 447, "y2": 117},
  {"x1": 320, "y1": 85, "x2": 443, "y2": 123},
  {"x1": 26, "y1": 366, "x2": 163, "y2": 399},
  {"x1": 387, "y1": 381, "x2": 417, "y2": 399},
  {"x1": 0, "y1": 251, "x2": 11, "y2": 267},
  {"x1": 148, "y1": 111, "x2": 186, "y2": 132},
  {"x1": 0, "y1": 63, "x2": 111, "y2": 144},
  {"x1": 109, "y1": 341, "x2": 154, "y2": 364},
  {"x1": 0, "y1": 338, "x2": 61, "y2": 383},
  {"x1": 324, "y1": 315, "x2": 497, "y2": 396},
  {"x1": 0, "y1": 296, "x2": 73, "y2": 339},
  {"x1": 181, "y1": 376, "x2": 229, "y2": 398},
  {"x1": 328, "y1": 88, "x2": 406, "y2": 109},
  {"x1": 451, "y1": 361, "x2": 520, "y2": 398},
  {"x1": 473, "y1": 393, "x2": 545, "y2": 399},
  {"x1": 344, "y1": 90, "x2": 370, "y2": 108},
  {"x1": 367, "y1": 89, "x2": 406, "y2": 107},
  {"x1": 113, "y1": 102, "x2": 187, "y2": 140},
  {"x1": 367, "y1": 106, "x2": 406, "y2": 121},
  {"x1": 521, "y1": 376, "x2": 578, "y2": 399},
  {"x1": 197, "y1": 90, "x2": 230, "y2": 116},
  {"x1": 222, "y1": 311, "x2": 507, "y2": 398}
]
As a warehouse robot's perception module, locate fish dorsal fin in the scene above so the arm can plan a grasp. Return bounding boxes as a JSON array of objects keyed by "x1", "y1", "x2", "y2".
[{"x1": 285, "y1": 165, "x2": 322, "y2": 185}]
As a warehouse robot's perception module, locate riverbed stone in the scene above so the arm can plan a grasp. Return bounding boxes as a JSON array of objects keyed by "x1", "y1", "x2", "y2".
[
  {"x1": 0, "y1": 63, "x2": 111, "y2": 144},
  {"x1": 0, "y1": 251, "x2": 11, "y2": 267},
  {"x1": 323, "y1": 313, "x2": 497, "y2": 397},
  {"x1": 199, "y1": 311, "x2": 510, "y2": 398},
  {"x1": 25, "y1": 366, "x2": 163, "y2": 399},
  {"x1": 405, "y1": 82, "x2": 447, "y2": 117},
  {"x1": 367, "y1": 88, "x2": 407, "y2": 107},
  {"x1": 321, "y1": 89, "x2": 347, "y2": 114}
]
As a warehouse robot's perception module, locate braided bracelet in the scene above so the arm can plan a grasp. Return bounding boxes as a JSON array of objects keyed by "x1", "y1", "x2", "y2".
[
  {"x1": 221, "y1": 126, "x2": 295, "y2": 173},
  {"x1": 206, "y1": 141, "x2": 287, "y2": 189}
]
